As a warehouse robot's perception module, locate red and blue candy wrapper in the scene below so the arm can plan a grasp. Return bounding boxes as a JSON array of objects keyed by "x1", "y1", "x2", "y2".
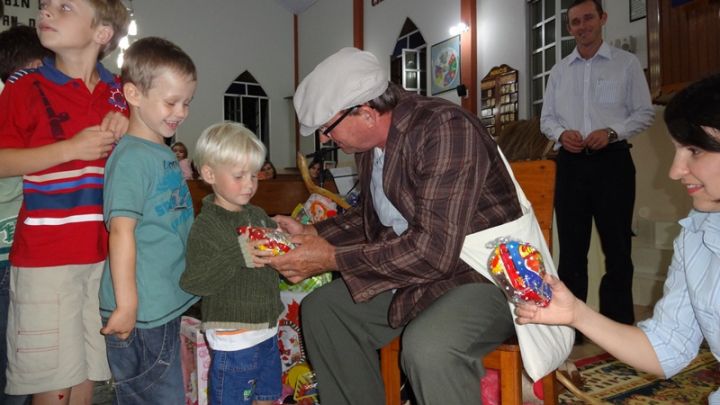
[{"x1": 487, "y1": 238, "x2": 552, "y2": 307}]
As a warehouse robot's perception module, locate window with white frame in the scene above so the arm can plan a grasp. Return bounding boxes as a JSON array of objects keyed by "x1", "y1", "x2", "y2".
[
  {"x1": 223, "y1": 71, "x2": 270, "y2": 151},
  {"x1": 529, "y1": 0, "x2": 576, "y2": 117},
  {"x1": 390, "y1": 18, "x2": 427, "y2": 95}
]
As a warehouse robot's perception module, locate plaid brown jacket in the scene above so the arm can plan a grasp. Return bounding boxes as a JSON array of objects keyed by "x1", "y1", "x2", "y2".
[{"x1": 314, "y1": 93, "x2": 522, "y2": 328}]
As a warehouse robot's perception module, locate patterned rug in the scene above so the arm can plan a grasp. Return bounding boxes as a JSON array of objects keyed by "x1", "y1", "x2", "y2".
[{"x1": 559, "y1": 347, "x2": 720, "y2": 404}]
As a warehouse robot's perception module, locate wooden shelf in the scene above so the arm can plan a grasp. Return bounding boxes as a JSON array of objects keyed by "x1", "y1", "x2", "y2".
[{"x1": 480, "y1": 64, "x2": 519, "y2": 137}]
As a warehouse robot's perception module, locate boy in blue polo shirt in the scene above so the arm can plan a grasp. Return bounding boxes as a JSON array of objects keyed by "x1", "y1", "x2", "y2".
[
  {"x1": 99, "y1": 36, "x2": 199, "y2": 404},
  {"x1": 0, "y1": 1, "x2": 129, "y2": 403}
]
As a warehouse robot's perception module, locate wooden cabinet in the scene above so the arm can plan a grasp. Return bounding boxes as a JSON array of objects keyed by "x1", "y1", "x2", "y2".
[{"x1": 480, "y1": 64, "x2": 519, "y2": 136}]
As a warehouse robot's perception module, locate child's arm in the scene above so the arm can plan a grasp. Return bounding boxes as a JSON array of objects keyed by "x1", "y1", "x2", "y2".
[
  {"x1": 0, "y1": 125, "x2": 116, "y2": 177},
  {"x1": 100, "y1": 216, "x2": 138, "y2": 340}
]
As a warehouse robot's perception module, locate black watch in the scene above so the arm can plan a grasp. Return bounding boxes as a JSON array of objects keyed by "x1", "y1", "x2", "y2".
[{"x1": 606, "y1": 128, "x2": 618, "y2": 143}]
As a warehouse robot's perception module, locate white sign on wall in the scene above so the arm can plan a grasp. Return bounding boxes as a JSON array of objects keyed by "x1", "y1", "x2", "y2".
[{"x1": 2, "y1": 0, "x2": 39, "y2": 29}]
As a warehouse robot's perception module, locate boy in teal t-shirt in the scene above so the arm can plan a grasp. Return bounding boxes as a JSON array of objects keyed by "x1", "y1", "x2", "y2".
[{"x1": 99, "y1": 37, "x2": 199, "y2": 404}]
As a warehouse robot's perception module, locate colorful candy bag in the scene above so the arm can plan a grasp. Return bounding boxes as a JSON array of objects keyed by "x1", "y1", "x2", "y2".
[
  {"x1": 237, "y1": 226, "x2": 295, "y2": 258},
  {"x1": 487, "y1": 238, "x2": 552, "y2": 307}
]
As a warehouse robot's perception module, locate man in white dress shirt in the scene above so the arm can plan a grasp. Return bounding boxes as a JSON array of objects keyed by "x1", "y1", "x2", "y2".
[{"x1": 540, "y1": 0, "x2": 654, "y2": 335}]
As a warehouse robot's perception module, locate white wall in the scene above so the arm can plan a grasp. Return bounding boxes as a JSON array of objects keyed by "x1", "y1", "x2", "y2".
[
  {"x1": 126, "y1": 1, "x2": 296, "y2": 170},
  {"x1": 477, "y1": 0, "x2": 529, "y2": 119},
  {"x1": 603, "y1": 0, "x2": 648, "y2": 68},
  {"x1": 296, "y1": 0, "x2": 354, "y2": 161},
  {"x1": 364, "y1": 0, "x2": 461, "y2": 106}
]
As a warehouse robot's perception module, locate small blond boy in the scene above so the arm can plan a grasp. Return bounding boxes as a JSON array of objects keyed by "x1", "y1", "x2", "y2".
[
  {"x1": 0, "y1": 1, "x2": 129, "y2": 403},
  {"x1": 99, "y1": 36, "x2": 199, "y2": 404},
  {"x1": 180, "y1": 122, "x2": 283, "y2": 405}
]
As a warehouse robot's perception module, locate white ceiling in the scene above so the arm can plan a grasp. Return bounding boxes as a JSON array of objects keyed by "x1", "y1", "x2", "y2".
[{"x1": 274, "y1": 0, "x2": 318, "y2": 14}]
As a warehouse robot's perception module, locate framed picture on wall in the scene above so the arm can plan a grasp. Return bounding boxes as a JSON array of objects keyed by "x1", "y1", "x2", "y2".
[
  {"x1": 630, "y1": 0, "x2": 647, "y2": 22},
  {"x1": 430, "y1": 35, "x2": 461, "y2": 95}
]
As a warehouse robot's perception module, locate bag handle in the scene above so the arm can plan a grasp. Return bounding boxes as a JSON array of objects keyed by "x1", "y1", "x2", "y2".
[{"x1": 495, "y1": 147, "x2": 532, "y2": 213}]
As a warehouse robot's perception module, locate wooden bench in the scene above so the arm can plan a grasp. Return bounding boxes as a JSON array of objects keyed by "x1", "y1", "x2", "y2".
[{"x1": 187, "y1": 174, "x2": 311, "y2": 216}]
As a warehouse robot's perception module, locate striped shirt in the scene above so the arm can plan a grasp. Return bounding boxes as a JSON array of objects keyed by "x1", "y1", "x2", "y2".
[
  {"x1": 315, "y1": 92, "x2": 522, "y2": 327},
  {"x1": 638, "y1": 211, "x2": 720, "y2": 404},
  {"x1": 0, "y1": 58, "x2": 127, "y2": 266}
]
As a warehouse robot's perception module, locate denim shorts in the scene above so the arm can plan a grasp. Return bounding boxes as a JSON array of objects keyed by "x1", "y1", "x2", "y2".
[
  {"x1": 104, "y1": 317, "x2": 184, "y2": 405},
  {"x1": 209, "y1": 335, "x2": 282, "y2": 404}
]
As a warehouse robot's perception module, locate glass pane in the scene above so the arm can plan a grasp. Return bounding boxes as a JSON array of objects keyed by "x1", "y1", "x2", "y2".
[
  {"x1": 408, "y1": 32, "x2": 425, "y2": 49},
  {"x1": 561, "y1": 0, "x2": 573, "y2": 10},
  {"x1": 545, "y1": 46, "x2": 556, "y2": 70},
  {"x1": 533, "y1": 102, "x2": 544, "y2": 117},
  {"x1": 405, "y1": 71, "x2": 418, "y2": 89},
  {"x1": 531, "y1": 1, "x2": 542, "y2": 25},
  {"x1": 561, "y1": 12, "x2": 569, "y2": 36},
  {"x1": 544, "y1": 0, "x2": 555, "y2": 20},
  {"x1": 544, "y1": 19, "x2": 555, "y2": 45},
  {"x1": 404, "y1": 50, "x2": 418, "y2": 69},
  {"x1": 561, "y1": 39, "x2": 575, "y2": 57},
  {"x1": 532, "y1": 26, "x2": 542, "y2": 50},
  {"x1": 532, "y1": 52, "x2": 543, "y2": 74},
  {"x1": 533, "y1": 77, "x2": 544, "y2": 100}
]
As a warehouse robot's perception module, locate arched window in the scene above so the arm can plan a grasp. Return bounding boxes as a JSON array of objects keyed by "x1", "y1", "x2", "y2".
[
  {"x1": 390, "y1": 18, "x2": 427, "y2": 95},
  {"x1": 223, "y1": 71, "x2": 270, "y2": 150}
]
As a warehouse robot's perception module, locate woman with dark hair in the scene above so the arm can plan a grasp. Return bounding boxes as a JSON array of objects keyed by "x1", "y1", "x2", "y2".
[{"x1": 517, "y1": 74, "x2": 720, "y2": 403}]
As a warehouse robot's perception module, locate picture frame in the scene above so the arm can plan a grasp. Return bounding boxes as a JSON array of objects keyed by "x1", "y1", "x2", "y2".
[
  {"x1": 430, "y1": 35, "x2": 461, "y2": 95},
  {"x1": 630, "y1": 0, "x2": 647, "y2": 22}
]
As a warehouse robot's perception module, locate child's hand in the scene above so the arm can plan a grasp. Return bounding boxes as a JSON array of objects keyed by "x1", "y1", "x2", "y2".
[
  {"x1": 101, "y1": 111, "x2": 129, "y2": 141},
  {"x1": 100, "y1": 307, "x2": 137, "y2": 340},
  {"x1": 65, "y1": 126, "x2": 116, "y2": 161}
]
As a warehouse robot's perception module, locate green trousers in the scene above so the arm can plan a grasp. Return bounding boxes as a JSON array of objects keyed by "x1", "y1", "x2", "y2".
[{"x1": 301, "y1": 280, "x2": 514, "y2": 405}]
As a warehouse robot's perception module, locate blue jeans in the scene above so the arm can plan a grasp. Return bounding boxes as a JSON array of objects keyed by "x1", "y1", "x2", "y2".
[
  {"x1": 209, "y1": 335, "x2": 282, "y2": 404},
  {"x1": 0, "y1": 262, "x2": 29, "y2": 405},
  {"x1": 104, "y1": 317, "x2": 184, "y2": 405}
]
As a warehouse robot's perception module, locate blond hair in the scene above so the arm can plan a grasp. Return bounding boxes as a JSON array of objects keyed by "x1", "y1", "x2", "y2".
[
  {"x1": 86, "y1": 0, "x2": 129, "y2": 59},
  {"x1": 120, "y1": 37, "x2": 196, "y2": 93},
  {"x1": 194, "y1": 122, "x2": 267, "y2": 173}
]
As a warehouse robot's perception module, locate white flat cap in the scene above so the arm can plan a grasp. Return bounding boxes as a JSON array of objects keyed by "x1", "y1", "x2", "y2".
[{"x1": 294, "y1": 47, "x2": 389, "y2": 136}]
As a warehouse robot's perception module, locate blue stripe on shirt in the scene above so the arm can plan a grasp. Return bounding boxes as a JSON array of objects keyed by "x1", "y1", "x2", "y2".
[{"x1": 24, "y1": 187, "x2": 103, "y2": 211}]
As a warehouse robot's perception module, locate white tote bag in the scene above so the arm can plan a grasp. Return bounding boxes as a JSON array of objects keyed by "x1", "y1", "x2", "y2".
[{"x1": 460, "y1": 148, "x2": 574, "y2": 382}]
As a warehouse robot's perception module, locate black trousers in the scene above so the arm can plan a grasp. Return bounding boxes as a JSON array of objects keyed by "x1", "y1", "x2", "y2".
[{"x1": 555, "y1": 142, "x2": 636, "y2": 325}]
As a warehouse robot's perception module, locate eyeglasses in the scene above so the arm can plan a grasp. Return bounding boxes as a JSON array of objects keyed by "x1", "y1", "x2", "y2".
[{"x1": 318, "y1": 105, "x2": 360, "y2": 136}]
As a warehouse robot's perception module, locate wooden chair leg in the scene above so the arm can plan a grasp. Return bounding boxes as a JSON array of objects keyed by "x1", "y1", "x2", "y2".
[
  {"x1": 542, "y1": 371, "x2": 560, "y2": 405},
  {"x1": 498, "y1": 350, "x2": 523, "y2": 405},
  {"x1": 381, "y1": 337, "x2": 402, "y2": 405}
]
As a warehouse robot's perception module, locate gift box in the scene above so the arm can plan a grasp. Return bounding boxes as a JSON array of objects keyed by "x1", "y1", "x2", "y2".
[{"x1": 180, "y1": 316, "x2": 210, "y2": 405}]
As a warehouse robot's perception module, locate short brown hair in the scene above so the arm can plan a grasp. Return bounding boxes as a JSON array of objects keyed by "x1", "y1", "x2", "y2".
[
  {"x1": 568, "y1": 0, "x2": 604, "y2": 16},
  {"x1": 86, "y1": 0, "x2": 129, "y2": 59},
  {"x1": 121, "y1": 37, "x2": 197, "y2": 93},
  {"x1": 0, "y1": 25, "x2": 52, "y2": 82}
]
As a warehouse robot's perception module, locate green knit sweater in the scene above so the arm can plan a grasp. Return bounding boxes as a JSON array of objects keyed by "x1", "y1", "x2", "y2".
[{"x1": 180, "y1": 195, "x2": 283, "y2": 331}]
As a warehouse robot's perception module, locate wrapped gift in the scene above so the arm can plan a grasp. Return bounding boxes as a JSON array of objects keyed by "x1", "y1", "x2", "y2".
[
  {"x1": 275, "y1": 291, "x2": 320, "y2": 405},
  {"x1": 180, "y1": 316, "x2": 210, "y2": 405}
]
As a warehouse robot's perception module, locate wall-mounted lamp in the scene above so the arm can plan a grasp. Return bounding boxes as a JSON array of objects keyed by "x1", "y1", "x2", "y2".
[
  {"x1": 449, "y1": 22, "x2": 469, "y2": 36},
  {"x1": 117, "y1": 0, "x2": 138, "y2": 68}
]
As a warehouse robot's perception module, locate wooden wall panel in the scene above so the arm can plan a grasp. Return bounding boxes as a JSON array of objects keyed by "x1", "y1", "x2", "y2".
[{"x1": 648, "y1": 0, "x2": 720, "y2": 102}]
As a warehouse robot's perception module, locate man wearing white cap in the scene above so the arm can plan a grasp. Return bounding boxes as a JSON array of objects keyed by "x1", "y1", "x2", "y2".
[{"x1": 256, "y1": 47, "x2": 522, "y2": 404}]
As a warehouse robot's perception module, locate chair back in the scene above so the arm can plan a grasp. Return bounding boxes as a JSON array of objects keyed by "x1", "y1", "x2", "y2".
[{"x1": 507, "y1": 159, "x2": 556, "y2": 249}]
